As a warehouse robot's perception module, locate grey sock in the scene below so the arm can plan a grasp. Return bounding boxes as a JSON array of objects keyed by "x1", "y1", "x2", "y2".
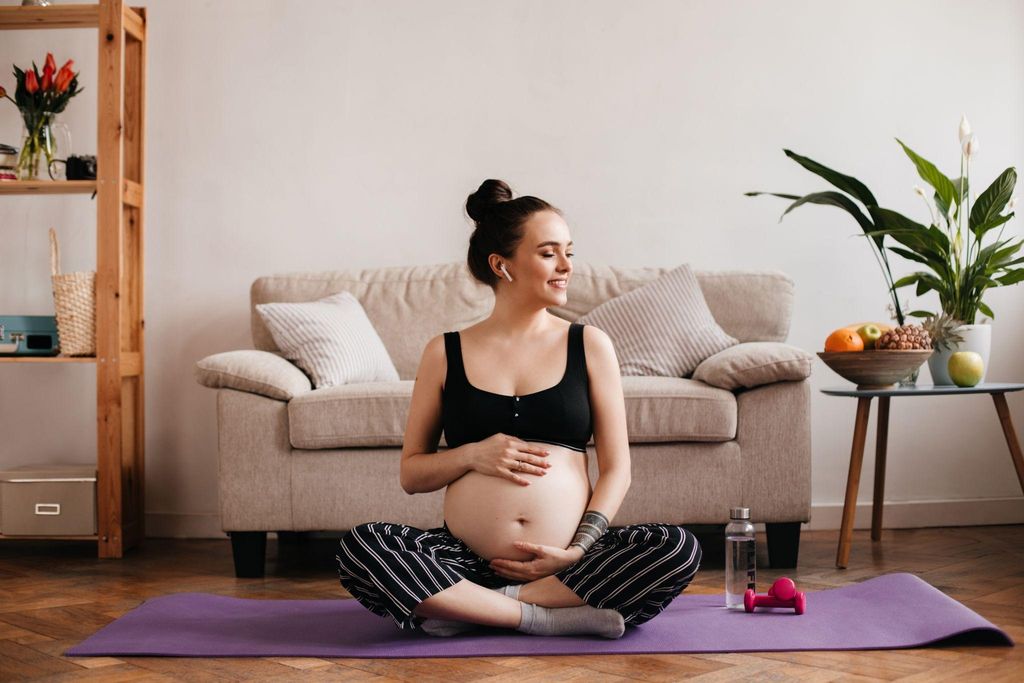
[
  {"x1": 419, "y1": 585, "x2": 521, "y2": 637},
  {"x1": 515, "y1": 602, "x2": 625, "y2": 639},
  {"x1": 498, "y1": 583, "x2": 522, "y2": 600}
]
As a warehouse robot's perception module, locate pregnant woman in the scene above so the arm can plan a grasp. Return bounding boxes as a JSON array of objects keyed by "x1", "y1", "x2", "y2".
[{"x1": 336, "y1": 179, "x2": 702, "y2": 638}]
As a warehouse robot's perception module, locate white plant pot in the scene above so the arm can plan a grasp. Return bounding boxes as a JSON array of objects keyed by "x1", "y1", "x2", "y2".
[{"x1": 928, "y1": 323, "x2": 991, "y2": 385}]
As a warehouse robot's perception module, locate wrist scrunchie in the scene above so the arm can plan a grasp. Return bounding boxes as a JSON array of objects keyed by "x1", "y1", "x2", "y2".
[{"x1": 569, "y1": 509, "x2": 610, "y2": 553}]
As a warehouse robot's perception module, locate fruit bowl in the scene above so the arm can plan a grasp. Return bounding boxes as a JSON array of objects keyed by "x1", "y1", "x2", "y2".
[{"x1": 817, "y1": 350, "x2": 933, "y2": 389}]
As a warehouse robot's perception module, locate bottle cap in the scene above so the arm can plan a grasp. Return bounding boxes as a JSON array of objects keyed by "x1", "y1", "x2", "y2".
[{"x1": 729, "y1": 507, "x2": 750, "y2": 520}]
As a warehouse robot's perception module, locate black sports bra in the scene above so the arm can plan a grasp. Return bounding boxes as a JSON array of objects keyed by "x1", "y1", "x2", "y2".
[{"x1": 441, "y1": 322, "x2": 593, "y2": 453}]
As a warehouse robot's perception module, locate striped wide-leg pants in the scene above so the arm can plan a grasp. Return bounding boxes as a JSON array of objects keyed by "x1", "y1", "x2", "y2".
[{"x1": 336, "y1": 521, "x2": 702, "y2": 631}]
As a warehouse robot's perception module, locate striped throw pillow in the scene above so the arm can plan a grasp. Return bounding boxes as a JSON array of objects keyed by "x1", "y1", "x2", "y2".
[
  {"x1": 577, "y1": 264, "x2": 738, "y2": 377},
  {"x1": 255, "y1": 291, "x2": 399, "y2": 389}
]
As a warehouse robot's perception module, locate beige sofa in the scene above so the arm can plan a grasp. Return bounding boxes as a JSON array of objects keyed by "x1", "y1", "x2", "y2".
[{"x1": 196, "y1": 261, "x2": 812, "y2": 577}]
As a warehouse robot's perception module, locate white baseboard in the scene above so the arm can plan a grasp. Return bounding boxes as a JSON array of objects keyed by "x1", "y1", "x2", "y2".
[
  {"x1": 143, "y1": 498, "x2": 1024, "y2": 538},
  {"x1": 803, "y1": 496, "x2": 1024, "y2": 530}
]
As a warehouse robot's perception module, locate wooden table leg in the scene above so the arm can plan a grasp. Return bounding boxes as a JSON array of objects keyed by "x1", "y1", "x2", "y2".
[
  {"x1": 871, "y1": 396, "x2": 890, "y2": 541},
  {"x1": 837, "y1": 397, "x2": 872, "y2": 569},
  {"x1": 991, "y1": 392, "x2": 1024, "y2": 495}
]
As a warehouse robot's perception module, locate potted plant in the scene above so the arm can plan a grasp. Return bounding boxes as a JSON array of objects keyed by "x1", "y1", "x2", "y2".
[{"x1": 748, "y1": 115, "x2": 1021, "y2": 385}]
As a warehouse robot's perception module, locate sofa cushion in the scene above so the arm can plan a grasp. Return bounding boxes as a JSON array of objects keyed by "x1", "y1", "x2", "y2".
[
  {"x1": 256, "y1": 291, "x2": 400, "y2": 388},
  {"x1": 194, "y1": 350, "x2": 312, "y2": 400},
  {"x1": 577, "y1": 264, "x2": 738, "y2": 377},
  {"x1": 287, "y1": 376, "x2": 736, "y2": 450},
  {"x1": 692, "y1": 342, "x2": 814, "y2": 391}
]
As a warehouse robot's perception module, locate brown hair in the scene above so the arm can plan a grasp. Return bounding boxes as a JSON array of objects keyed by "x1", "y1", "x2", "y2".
[{"x1": 464, "y1": 179, "x2": 563, "y2": 289}]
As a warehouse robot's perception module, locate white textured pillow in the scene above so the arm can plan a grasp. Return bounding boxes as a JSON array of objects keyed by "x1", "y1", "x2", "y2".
[
  {"x1": 255, "y1": 291, "x2": 399, "y2": 388},
  {"x1": 577, "y1": 264, "x2": 738, "y2": 377}
]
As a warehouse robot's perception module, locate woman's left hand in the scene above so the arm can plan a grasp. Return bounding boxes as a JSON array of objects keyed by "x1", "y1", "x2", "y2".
[{"x1": 489, "y1": 542, "x2": 585, "y2": 582}]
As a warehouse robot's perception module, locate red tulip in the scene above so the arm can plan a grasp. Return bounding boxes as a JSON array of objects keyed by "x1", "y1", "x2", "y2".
[
  {"x1": 45, "y1": 53, "x2": 56, "y2": 74},
  {"x1": 41, "y1": 65, "x2": 54, "y2": 91},
  {"x1": 0, "y1": 85, "x2": 6, "y2": 100},
  {"x1": 54, "y1": 66, "x2": 74, "y2": 94},
  {"x1": 60, "y1": 59, "x2": 75, "y2": 74},
  {"x1": 24, "y1": 70, "x2": 39, "y2": 94}
]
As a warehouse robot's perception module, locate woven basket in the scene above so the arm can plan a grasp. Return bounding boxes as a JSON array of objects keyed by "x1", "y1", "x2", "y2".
[{"x1": 49, "y1": 228, "x2": 96, "y2": 357}]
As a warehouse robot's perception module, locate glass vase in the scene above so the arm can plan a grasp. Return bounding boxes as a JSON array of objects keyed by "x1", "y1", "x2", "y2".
[
  {"x1": 898, "y1": 366, "x2": 920, "y2": 387},
  {"x1": 16, "y1": 109, "x2": 71, "y2": 181}
]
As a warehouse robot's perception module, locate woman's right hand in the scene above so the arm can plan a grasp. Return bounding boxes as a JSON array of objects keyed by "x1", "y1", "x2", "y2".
[{"x1": 469, "y1": 433, "x2": 552, "y2": 486}]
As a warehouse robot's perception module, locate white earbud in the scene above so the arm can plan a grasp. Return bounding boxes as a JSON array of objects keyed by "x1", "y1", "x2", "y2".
[{"x1": 499, "y1": 263, "x2": 513, "y2": 282}]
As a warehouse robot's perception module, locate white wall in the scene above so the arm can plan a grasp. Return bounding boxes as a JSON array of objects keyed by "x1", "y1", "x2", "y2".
[{"x1": 1, "y1": 0, "x2": 1022, "y2": 537}]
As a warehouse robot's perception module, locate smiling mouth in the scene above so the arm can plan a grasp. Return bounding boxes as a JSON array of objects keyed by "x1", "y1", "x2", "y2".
[{"x1": 547, "y1": 279, "x2": 568, "y2": 289}]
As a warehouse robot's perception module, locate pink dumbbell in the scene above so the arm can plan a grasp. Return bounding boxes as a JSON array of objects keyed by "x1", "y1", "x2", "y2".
[{"x1": 743, "y1": 577, "x2": 806, "y2": 614}]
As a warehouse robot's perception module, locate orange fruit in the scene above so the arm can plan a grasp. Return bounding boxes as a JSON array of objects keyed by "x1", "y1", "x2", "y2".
[{"x1": 824, "y1": 328, "x2": 865, "y2": 352}]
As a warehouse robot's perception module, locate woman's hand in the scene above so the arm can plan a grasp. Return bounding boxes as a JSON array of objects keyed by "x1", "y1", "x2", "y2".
[
  {"x1": 469, "y1": 433, "x2": 551, "y2": 486},
  {"x1": 489, "y1": 542, "x2": 585, "y2": 582}
]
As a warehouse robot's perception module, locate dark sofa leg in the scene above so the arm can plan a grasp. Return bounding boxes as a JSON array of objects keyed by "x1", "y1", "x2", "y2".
[
  {"x1": 230, "y1": 531, "x2": 267, "y2": 578},
  {"x1": 765, "y1": 522, "x2": 801, "y2": 568}
]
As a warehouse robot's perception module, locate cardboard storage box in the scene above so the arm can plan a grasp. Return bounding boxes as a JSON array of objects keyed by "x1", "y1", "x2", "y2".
[{"x1": 0, "y1": 464, "x2": 97, "y2": 536}]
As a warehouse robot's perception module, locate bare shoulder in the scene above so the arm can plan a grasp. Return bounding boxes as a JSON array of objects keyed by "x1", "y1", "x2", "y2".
[
  {"x1": 580, "y1": 323, "x2": 616, "y2": 362},
  {"x1": 419, "y1": 333, "x2": 447, "y2": 380}
]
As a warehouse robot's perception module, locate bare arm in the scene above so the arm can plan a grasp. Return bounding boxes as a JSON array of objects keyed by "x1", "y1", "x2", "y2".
[
  {"x1": 400, "y1": 334, "x2": 475, "y2": 494},
  {"x1": 566, "y1": 325, "x2": 632, "y2": 558}
]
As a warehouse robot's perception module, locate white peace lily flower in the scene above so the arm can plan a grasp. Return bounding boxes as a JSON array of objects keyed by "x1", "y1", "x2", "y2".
[
  {"x1": 958, "y1": 114, "x2": 972, "y2": 144},
  {"x1": 914, "y1": 185, "x2": 928, "y2": 197},
  {"x1": 1009, "y1": 197, "x2": 1018, "y2": 211},
  {"x1": 963, "y1": 135, "x2": 980, "y2": 159}
]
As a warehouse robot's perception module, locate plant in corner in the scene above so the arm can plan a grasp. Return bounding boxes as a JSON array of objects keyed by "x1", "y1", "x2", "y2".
[
  {"x1": 748, "y1": 117, "x2": 1021, "y2": 324},
  {"x1": 747, "y1": 116, "x2": 1021, "y2": 384},
  {"x1": 0, "y1": 52, "x2": 82, "y2": 180}
]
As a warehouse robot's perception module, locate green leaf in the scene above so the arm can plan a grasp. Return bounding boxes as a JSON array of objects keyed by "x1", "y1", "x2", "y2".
[
  {"x1": 779, "y1": 190, "x2": 875, "y2": 232},
  {"x1": 997, "y1": 268, "x2": 1024, "y2": 285},
  {"x1": 907, "y1": 310, "x2": 935, "y2": 318},
  {"x1": 866, "y1": 210, "x2": 948, "y2": 263},
  {"x1": 896, "y1": 138, "x2": 958, "y2": 211},
  {"x1": 990, "y1": 241, "x2": 1023, "y2": 267},
  {"x1": 891, "y1": 273, "x2": 924, "y2": 288},
  {"x1": 887, "y1": 245, "x2": 951, "y2": 280},
  {"x1": 977, "y1": 301, "x2": 995, "y2": 319},
  {"x1": 888, "y1": 246, "x2": 932, "y2": 266},
  {"x1": 782, "y1": 149, "x2": 878, "y2": 207},
  {"x1": 914, "y1": 273, "x2": 945, "y2": 296},
  {"x1": 970, "y1": 167, "x2": 1017, "y2": 230},
  {"x1": 972, "y1": 212, "x2": 1014, "y2": 240},
  {"x1": 868, "y1": 207, "x2": 930, "y2": 233},
  {"x1": 934, "y1": 177, "x2": 969, "y2": 223},
  {"x1": 745, "y1": 191, "x2": 800, "y2": 200}
]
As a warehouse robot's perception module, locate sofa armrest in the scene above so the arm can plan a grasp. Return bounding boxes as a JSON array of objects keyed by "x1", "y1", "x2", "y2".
[
  {"x1": 195, "y1": 350, "x2": 312, "y2": 401},
  {"x1": 692, "y1": 341, "x2": 812, "y2": 391}
]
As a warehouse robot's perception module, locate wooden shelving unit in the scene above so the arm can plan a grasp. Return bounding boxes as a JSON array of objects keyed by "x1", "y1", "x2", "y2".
[{"x1": 0, "y1": 0, "x2": 146, "y2": 559}]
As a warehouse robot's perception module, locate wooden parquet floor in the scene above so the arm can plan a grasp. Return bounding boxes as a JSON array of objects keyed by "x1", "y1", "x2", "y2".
[{"x1": 1, "y1": 524, "x2": 1022, "y2": 681}]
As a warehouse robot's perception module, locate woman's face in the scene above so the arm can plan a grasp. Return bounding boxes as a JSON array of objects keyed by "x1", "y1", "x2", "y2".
[{"x1": 501, "y1": 210, "x2": 574, "y2": 305}]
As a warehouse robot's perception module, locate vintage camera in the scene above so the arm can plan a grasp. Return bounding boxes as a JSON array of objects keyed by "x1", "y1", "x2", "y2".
[{"x1": 65, "y1": 155, "x2": 97, "y2": 180}]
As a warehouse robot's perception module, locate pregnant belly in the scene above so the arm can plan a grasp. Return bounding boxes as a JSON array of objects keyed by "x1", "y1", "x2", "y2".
[{"x1": 443, "y1": 443, "x2": 592, "y2": 561}]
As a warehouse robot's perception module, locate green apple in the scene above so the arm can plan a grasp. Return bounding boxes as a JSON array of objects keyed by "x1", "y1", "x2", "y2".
[
  {"x1": 948, "y1": 351, "x2": 984, "y2": 387},
  {"x1": 855, "y1": 324, "x2": 882, "y2": 349}
]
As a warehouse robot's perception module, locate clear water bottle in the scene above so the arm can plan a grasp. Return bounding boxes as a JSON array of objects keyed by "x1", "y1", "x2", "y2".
[{"x1": 725, "y1": 506, "x2": 756, "y2": 609}]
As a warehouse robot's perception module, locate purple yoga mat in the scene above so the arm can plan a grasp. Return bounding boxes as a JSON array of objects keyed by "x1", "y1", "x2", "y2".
[{"x1": 65, "y1": 572, "x2": 1011, "y2": 658}]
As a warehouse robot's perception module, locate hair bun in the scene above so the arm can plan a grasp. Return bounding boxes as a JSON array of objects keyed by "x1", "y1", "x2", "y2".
[{"x1": 466, "y1": 179, "x2": 513, "y2": 223}]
